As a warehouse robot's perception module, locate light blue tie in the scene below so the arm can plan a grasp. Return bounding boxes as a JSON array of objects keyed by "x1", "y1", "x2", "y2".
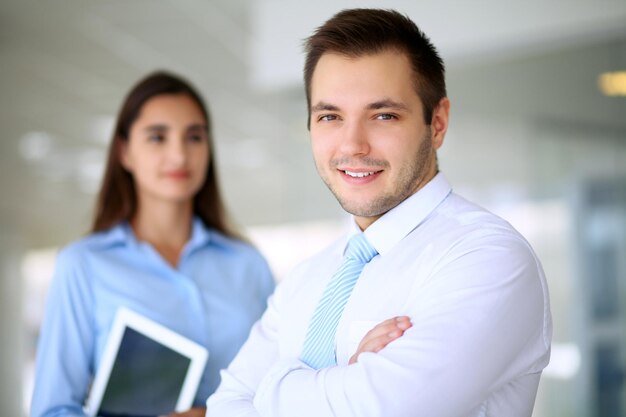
[{"x1": 300, "y1": 233, "x2": 378, "y2": 369}]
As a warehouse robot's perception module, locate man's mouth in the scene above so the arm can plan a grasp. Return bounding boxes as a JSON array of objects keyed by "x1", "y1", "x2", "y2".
[{"x1": 342, "y1": 170, "x2": 378, "y2": 178}]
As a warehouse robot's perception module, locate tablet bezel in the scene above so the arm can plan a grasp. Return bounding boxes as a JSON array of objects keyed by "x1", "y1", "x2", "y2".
[{"x1": 84, "y1": 306, "x2": 209, "y2": 416}]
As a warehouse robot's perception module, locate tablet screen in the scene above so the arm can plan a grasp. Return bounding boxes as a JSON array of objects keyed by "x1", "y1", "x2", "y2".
[
  {"x1": 84, "y1": 307, "x2": 208, "y2": 417},
  {"x1": 97, "y1": 327, "x2": 191, "y2": 416}
]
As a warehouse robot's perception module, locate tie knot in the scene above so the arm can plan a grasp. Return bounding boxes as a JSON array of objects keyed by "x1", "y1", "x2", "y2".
[{"x1": 345, "y1": 233, "x2": 378, "y2": 264}]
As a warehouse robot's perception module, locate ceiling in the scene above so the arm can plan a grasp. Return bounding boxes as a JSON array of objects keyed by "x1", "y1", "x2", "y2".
[{"x1": 1, "y1": 0, "x2": 626, "y2": 248}]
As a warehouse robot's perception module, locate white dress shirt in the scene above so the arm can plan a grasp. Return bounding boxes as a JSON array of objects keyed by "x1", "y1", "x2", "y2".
[{"x1": 207, "y1": 173, "x2": 552, "y2": 417}]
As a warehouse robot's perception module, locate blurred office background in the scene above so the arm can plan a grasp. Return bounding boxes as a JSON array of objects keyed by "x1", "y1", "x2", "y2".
[{"x1": 2, "y1": 0, "x2": 626, "y2": 415}]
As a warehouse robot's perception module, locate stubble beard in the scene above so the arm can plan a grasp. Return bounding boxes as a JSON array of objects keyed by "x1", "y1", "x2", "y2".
[{"x1": 320, "y1": 129, "x2": 434, "y2": 218}]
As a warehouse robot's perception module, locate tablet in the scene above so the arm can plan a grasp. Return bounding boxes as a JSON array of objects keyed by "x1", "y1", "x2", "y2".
[{"x1": 84, "y1": 307, "x2": 209, "y2": 416}]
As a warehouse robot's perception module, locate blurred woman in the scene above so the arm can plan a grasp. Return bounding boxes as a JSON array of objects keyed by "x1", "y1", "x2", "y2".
[{"x1": 31, "y1": 71, "x2": 274, "y2": 417}]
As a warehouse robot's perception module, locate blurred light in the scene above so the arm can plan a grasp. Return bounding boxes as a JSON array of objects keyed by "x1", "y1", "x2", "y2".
[
  {"x1": 598, "y1": 71, "x2": 626, "y2": 96},
  {"x1": 21, "y1": 247, "x2": 58, "y2": 414},
  {"x1": 19, "y1": 131, "x2": 54, "y2": 161},
  {"x1": 77, "y1": 149, "x2": 105, "y2": 194},
  {"x1": 222, "y1": 138, "x2": 273, "y2": 169},
  {"x1": 21, "y1": 248, "x2": 57, "y2": 330},
  {"x1": 89, "y1": 115, "x2": 115, "y2": 145},
  {"x1": 490, "y1": 199, "x2": 568, "y2": 241},
  {"x1": 247, "y1": 219, "x2": 346, "y2": 282},
  {"x1": 543, "y1": 343, "x2": 581, "y2": 380}
]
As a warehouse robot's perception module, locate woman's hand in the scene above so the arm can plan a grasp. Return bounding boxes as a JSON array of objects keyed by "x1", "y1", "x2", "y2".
[
  {"x1": 162, "y1": 406, "x2": 206, "y2": 417},
  {"x1": 349, "y1": 316, "x2": 412, "y2": 365}
]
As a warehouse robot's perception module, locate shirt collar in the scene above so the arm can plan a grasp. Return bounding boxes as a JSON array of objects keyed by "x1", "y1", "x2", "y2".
[
  {"x1": 185, "y1": 216, "x2": 213, "y2": 252},
  {"x1": 90, "y1": 222, "x2": 128, "y2": 248},
  {"x1": 359, "y1": 172, "x2": 452, "y2": 256},
  {"x1": 92, "y1": 216, "x2": 212, "y2": 251}
]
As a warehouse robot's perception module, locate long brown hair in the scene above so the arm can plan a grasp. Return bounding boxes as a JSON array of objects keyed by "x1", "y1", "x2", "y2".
[
  {"x1": 91, "y1": 71, "x2": 240, "y2": 239},
  {"x1": 304, "y1": 8, "x2": 446, "y2": 127}
]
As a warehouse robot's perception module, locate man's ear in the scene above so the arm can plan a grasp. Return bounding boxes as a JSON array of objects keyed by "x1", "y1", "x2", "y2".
[{"x1": 431, "y1": 97, "x2": 450, "y2": 150}]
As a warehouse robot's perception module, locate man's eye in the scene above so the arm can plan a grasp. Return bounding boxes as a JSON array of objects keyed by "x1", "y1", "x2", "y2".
[
  {"x1": 375, "y1": 113, "x2": 397, "y2": 121},
  {"x1": 318, "y1": 114, "x2": 338, "y2": 122}
]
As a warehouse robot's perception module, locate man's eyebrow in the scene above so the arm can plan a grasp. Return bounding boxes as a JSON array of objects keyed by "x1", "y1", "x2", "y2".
[
  {"x1": 367, "y1": 99, "x2": 409, "y2": 111},
  {"x1": 311, "y1": 101, "x2": 340, "y2": 113},
  {"x1": 311, "y1": 99, "x2": 410, "y2": 113}
]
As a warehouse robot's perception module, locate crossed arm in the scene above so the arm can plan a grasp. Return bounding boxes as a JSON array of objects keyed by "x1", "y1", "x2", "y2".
[
  {"x1": 349, "y1": 316, "x2": 412, "y2": 364},
  {"x1": 206, "y1": 309, "x2": 411, "y2": 417},
  {"x1": 207, "y1": 238, "x2": 548, "y2": 417},
  {"x1": 162, "y1": 321, "x2": 408, "y2": 417}
]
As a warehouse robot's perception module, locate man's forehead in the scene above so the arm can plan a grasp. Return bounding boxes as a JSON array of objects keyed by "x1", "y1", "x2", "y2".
[{"x1": 308, "y1": 50, "x2": 423, "y2": 112}]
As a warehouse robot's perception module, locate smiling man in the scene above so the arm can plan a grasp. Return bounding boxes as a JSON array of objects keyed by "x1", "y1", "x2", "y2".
[
  {"x1": 309, "y1": 49, "x2": 442, "y2": 231},
  {"x1": 207, "y1": 9, "x2": 551, "y2": 417}
]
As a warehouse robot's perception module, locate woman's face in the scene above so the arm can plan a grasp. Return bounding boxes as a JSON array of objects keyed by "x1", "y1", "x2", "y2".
[{"x1": 121, "y1": 93, "x2": 210, "y2": 206}]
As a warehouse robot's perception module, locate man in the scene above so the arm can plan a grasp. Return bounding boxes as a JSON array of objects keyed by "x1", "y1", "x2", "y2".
[{"x1": 207, "y1": 8, "x2": 551, "y2": 417}]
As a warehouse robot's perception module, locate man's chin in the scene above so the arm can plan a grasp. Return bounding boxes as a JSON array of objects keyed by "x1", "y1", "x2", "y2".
[
  {"x1": 337, "y1": 190, "x2": 412, "y2": 218},
  {"x1": 338, "y1": 200, "x2": 389, "y2": 219}
]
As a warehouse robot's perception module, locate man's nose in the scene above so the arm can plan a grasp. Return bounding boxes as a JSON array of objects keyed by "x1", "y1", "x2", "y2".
[{"x1": 338, "y1": 120, "x2": 370, "y2": 157}]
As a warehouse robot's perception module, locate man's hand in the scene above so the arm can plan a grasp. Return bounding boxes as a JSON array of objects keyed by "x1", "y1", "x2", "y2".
[
  {"x1": 349, "y1": 316, "x2": 412, "y2": 364},
  {"x1": 162, "y1": 407, "x2": 206, "y2": 417}
]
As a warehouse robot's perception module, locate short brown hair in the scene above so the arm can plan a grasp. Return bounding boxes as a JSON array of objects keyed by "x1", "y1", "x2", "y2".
[
  {"x1": 304, "y1": 8, "x2": 446, "y2": 127},
  {"x1": 92, "y1": 71, "x2": 239, "y2": 239}
]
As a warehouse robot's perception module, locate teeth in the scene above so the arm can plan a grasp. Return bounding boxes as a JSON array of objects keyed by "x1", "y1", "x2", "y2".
[{"x1": 344, "y1": 170, "x2": 375, "y2": 178}]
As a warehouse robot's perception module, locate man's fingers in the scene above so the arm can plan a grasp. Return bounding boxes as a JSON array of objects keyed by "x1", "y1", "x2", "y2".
[
  {"x1": 350, "y1": 316, "x2": 413, "y2": 364},
  {"x1": 395, "y1": 316, "x2": 412, "y2": 330},
  {"x1": 363, "y1": 316, "x2": 411, "y2": 340},
  {"x1": 359, "y1": 328, "x2": 403, "y2": 352}
]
